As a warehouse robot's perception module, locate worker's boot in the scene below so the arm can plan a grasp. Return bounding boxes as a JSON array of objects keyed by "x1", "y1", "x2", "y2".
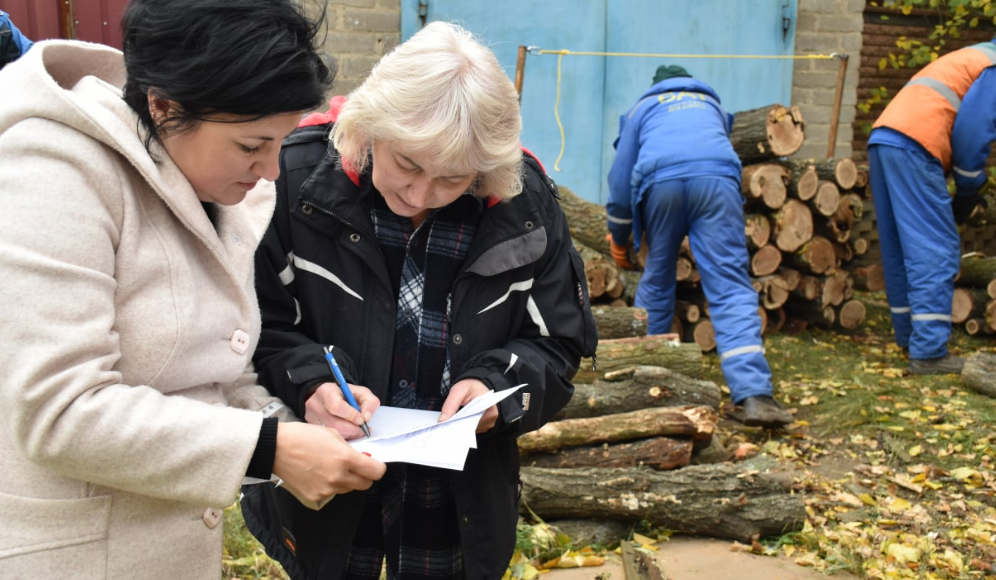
[
  {"x1": 908, "y1": 354, "x2": 964, "y2": 375},
  {"x1": 742, "y1": 396, "x2": 793, "y2": 428}
]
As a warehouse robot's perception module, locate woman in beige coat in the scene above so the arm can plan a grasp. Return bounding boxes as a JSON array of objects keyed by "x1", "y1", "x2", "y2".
[{"x1": 0, "y1": 1, "x2": 385, "y2": 578}]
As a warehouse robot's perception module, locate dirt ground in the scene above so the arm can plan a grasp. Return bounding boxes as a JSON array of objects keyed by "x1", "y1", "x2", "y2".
[{"x1": 542, "y1": 536, "x2": 858, "y2": 580}]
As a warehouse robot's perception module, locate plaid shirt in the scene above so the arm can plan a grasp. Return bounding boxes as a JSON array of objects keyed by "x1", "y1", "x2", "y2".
[{"x1": 343, "y1": 191, "x2": 481, "y2": 580}]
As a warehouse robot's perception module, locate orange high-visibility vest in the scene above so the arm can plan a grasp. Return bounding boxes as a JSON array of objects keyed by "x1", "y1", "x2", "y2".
[{"x1": 874, "y1": 42, "x2": 996, "y2": 171}]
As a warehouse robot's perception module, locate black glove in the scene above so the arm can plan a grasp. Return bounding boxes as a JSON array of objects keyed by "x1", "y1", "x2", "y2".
[{"x1": 952, "y1": 193, "x2": 984, "y2": 225}]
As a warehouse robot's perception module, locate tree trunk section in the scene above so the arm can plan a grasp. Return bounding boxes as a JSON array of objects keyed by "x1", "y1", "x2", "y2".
[
  {"x1": 962, "y1": 352, "x2": 996, "y2": 398},
  {"x1": 730, "y1": 105, "x2": 806, "y2": 164},
  {"x1": 560, "y1": 365, "x2": 722, "y2": 419},
  {"x1": 771, "y1": 199, "x2": 813, "y2": 253},
  {"x1": 965, "y1": 318, "x2": 994, "y2": 336},
  {"x1": 815, "y1": 270, "x2": 852, "y2": 308},
  {"x1": 749, "y1": 244, "x2": 782, "y2": 277},
  {"x1": 810, "y1": 181, "x2": 841, "y2": 217},
  {"x1": 592, "y1": 306, "x2": 649, "y2": 339},
  {"x1": 951, "y1": 287, "x2": 990, "y2": 325},
  {"x1": 757, "y1": 275, "x2": 790, "y2": 309},
  {"x1": 520, "y1": 458, "x2": 807, "y2": 543},
  {"x1": 784, "y1": 160, "x2": 819, "y2": 201},
  {"x1": 573, "y1": 335, "x2": 703, "y2": 383},
  {"x1": 675, "y1": 300, "x2": 701, "y2": 324},
  {"x1": 852, "y1": 263, "x2": 885, "y2": 292},
  {"x1": 834, "y1": 299, "x2": 866, "y2": 331},
  {"x1": 958, "y1": 255, "x2": 996, "y2": 289},
  {"x1": 744, "y1": 214, "x2": 771, "y2": 250},
  {"x1": 585, "y1": 259, "x2": 620, "y2": 301},
  {"x1": 522, "y1": 437, "x2": 694, "y2": 471},
  {"x1": 814, "y1": 157, "x2": 858, "y2": 190},
  {"x1": 517, "y1": 406, "x2": 717, "y2": 453},
  {"x1": 558, "y1": 185, "x2": 611, "y2": 255},
  {"x1": 685, "y1": 320, "x2": 716, "y2": 353},
  {"x1": 786, "y1": 235, "x2": 837, "y2": 275},
  {"x1": 742, "y1": 163, "x2": 789, "y2": 209}
]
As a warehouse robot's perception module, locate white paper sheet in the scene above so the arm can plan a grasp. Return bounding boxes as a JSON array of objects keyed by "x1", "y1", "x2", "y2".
[{"x1": 348, "y1": 384, "x2": 524, "y2": 470}]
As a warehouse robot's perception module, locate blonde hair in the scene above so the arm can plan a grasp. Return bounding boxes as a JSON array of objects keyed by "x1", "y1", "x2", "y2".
[{"x1": 332, "y1": 21, "x2": 524, "y2": 200}]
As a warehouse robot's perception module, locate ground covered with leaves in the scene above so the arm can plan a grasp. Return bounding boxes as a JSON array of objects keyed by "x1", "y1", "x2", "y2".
[{"x1": 222, "y1": 290, "x2": 996, "y2": 580}]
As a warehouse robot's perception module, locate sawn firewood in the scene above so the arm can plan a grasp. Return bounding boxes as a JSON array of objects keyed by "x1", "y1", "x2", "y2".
[
  {"x1": 572, "y1": 335, "x2": 703, "y2": 383},
  {"x1": 729, "y1": 104, "x2": 805, "y2": 164},
  {"x1": 557, "y1": 365, "x2": 722, "y2": 420},
  {"x1": 591, "y1": 305, "x2": 649, "y2": 338},
  {"x1": 521, "y1": 437, "x2": 693, "y2": 471},
  {"x1": 519, "y1": 457, "x2": 806, "y2": 543},
  {"x1": 517, "y1": 405, "x2": 716, "y2": 454},
  {"x1": 557, "y1": 185, "x2": 611, "y2": 255},
  {"x1": 962, "y1": 352, "x2": 996, "y2": 398}
]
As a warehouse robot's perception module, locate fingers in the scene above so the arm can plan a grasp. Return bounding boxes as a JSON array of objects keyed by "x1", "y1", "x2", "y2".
[
  {"x1": 438, "y1": 378, "x2": 490, "y2": 422},
  {"x1": 272, "y1": 422, "x2": 385, "y2": 504},
  {"x1": 305, "y1": 382, "x2": 378, "y2": 430}
]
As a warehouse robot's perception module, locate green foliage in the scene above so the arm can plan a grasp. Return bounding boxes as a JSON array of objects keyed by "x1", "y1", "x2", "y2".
[{"x1": 860, "y1": 0, "x2": 996, "y2": 131}]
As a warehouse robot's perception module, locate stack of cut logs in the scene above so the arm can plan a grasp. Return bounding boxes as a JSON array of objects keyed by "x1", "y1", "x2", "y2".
[
  {"x1": 563, "y1": 103, "x2": 885, "y2": 352},
  {"x1": 954, "y1": 254, "x2": 996, "y2": 336},
  {"x1": 518, "y1": 360, "x2": 807, "y2": 543}
]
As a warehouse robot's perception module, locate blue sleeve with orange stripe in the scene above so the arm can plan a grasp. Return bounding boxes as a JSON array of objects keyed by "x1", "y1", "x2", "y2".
[{"x1": 951, "y1": 66, "x2": 996, "y2": 195}]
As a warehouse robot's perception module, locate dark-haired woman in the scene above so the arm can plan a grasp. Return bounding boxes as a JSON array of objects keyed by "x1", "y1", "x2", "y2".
[{"x1": 0, "y1": 1, "x2": 384, "y2": 577}]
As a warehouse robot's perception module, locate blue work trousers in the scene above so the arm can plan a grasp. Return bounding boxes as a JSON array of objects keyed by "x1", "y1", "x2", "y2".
[
  {"x1": 868, "y1": 143, "x2": 959, "y2": 359},
  {"x1": 636, "y1": 176, "x2": 771, "y2": 403}
]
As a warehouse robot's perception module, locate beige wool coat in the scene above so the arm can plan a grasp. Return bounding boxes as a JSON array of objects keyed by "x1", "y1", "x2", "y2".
[{"x1": 0, "y1": 41, "x2": 291, "y2": 579}]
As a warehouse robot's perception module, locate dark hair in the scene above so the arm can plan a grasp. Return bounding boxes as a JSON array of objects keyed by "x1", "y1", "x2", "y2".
[{"x1": 121, "y1": 0, "x2": 335, "y2": 153}]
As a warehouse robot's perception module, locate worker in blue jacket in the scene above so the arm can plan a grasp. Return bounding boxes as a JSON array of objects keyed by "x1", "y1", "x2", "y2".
[
  {"x1": 607, "y1": 65, "x2": 792, "y2": 428},
  {"x1": 1, "y1": 10, "x2": 33, "y2": 70}
]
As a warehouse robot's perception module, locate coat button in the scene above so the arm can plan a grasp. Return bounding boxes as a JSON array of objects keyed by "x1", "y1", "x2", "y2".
[
  {"x1": 203, "y1": 507, "x2": 223, "y2": 529},
  {"x1": 452, "y1": 334, "x2": 463, "y2": 345},
  {"x1": 349, "y1": 233, "x2": 361, "y2": 243},
  {"x1": 302, "y1": 204, "x2": 314, "y2": 216},
  {"x1": 230, "y1": 329, "x2": 250, "y2": 354}
]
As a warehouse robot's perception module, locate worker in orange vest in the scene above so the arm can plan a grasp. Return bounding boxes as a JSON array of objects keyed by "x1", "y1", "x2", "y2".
[{"x1": 868, "y1": 38, "x2": 994, "y2": 375}]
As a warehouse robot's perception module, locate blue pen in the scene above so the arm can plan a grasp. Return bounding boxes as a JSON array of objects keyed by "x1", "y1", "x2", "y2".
[{"x1": 323, "y1": 346, "x2": 371, "y2": 438}]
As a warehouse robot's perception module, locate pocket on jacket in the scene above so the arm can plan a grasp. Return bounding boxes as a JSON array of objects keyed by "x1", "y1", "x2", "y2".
[
  {"x1": 568, "y1": 250, "x2": 599, "y2": 357},
  {"x1": 0, "y1": 490, "x2": 110, "y2": 578}
]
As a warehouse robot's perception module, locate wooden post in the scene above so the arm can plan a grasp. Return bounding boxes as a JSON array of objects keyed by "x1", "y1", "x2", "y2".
[
  {"x1": 59, "y1": 0, "x2": 77, "y2": 40},
  {"x1": 826, "y1": 54, "x2": 849, "y2": 159},
  {"x1": 515, "y1": 45, "x2": 528, "y2": 99}
]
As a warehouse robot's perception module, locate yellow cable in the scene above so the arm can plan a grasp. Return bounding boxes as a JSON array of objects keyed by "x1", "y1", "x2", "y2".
[
  {"x1": 553, "y1": 51, "x2": 567, "y2": 172},
  {"x1": 535, "y1": 49, "x2": 837, "y2": 59},
  {"x1": 537, "y1": 48, "x2": 840, "y2": 172}
]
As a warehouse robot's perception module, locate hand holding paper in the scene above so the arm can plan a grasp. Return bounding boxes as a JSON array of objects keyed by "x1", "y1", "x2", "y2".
[{"x1": 349, "y1": 385, "x2": 524, "y2": 470}]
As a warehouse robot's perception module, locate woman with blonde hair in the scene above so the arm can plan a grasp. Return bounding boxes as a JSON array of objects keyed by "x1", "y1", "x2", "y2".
[{"x1": 241, "y1": 20, "x2": 598, "y2": 580}]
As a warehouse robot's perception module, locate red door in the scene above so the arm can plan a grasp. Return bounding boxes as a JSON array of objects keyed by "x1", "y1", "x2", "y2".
[{"x1": 0, "y1": 0, "x2": 129, "y2": 49}]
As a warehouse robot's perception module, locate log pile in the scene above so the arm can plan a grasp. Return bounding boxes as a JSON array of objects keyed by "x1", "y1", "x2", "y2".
[
  {"x1": 953, "y1": 254, "x2": 996, "y2": 336},
  {"x1": 518, "y1": 365, "x2": 805, "y2": 542}
]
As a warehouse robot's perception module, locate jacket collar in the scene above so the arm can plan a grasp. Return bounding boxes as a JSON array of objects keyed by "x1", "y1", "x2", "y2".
[{"x1": 299, "y1": 148, "x2": 549, "y2": 276}]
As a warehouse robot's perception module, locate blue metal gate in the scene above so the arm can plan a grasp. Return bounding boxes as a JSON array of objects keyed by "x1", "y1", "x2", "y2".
[{"x1": 402, "y1": 0, "x2": 798, "y2": 203}]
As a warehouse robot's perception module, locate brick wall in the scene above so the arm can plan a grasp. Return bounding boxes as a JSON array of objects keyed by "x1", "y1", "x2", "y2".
[
  {"x1": 303, "y1": 0, "x2": 401, "y2": 101},
  {"x1": 790, "y1": 0, "x2": 865, "y2": 160}
]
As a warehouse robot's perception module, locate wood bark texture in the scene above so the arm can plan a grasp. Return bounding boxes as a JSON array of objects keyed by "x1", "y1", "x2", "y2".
[
  {"x1": 558, "y1": 365, "x2": 722, "y2": 419},
  {"x1": 519, "y1": 458, "x2": 806, "y2": 543}
]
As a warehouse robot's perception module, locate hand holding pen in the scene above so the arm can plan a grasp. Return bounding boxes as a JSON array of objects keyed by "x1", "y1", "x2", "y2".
[
  {"x1": 324, "y1": 346, "x2": 372, "y2": 438},
  {"x1": 302, "y1": 346, "x2": 376, "y2": 439}
]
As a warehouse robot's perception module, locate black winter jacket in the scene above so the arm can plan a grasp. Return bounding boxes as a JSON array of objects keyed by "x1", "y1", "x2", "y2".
[{"x1": 241, "y1": 123, "x2": 598, "y2": 580}]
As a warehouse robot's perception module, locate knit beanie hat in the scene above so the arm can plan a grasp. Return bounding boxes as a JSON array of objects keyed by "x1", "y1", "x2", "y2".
[{"x1": 653, "y1": 65, "x2": 692, "y2": 84}]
